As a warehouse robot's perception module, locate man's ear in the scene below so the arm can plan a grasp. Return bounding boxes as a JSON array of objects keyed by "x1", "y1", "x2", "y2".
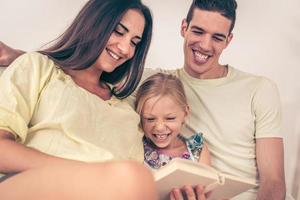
[
  {"x1": 181, "y1": 19, "x2": 188, "y2": 37},
  {"x1": 225, "y1": 33, "x2": 233, "y2": 47}
]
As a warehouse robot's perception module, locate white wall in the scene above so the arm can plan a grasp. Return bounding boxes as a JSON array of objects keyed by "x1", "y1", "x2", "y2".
[{"x1": 1, "y1": 0, "x2": 299, "y2": 198}]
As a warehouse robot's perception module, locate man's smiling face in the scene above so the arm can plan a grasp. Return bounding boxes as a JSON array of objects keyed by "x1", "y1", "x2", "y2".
[{"x1": 181, "y1": 9, "x2": 233, "y2": 79}]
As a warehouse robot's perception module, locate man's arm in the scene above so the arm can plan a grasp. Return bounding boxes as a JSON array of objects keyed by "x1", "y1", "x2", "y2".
[
  {"x1": 0, "y1": 41, "x2": 24, "y2": 66},
  {"x1": 256, "y1": 138, "x2": 286, "y2": 200}
]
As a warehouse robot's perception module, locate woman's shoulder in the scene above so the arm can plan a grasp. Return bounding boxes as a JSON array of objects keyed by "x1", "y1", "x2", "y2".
[
  {"x1": 13, "y1": 52, "x2": 59, "y2": 74},
  {"x1": 18, "y1": 52, "x2": 54, "y2": 66}
]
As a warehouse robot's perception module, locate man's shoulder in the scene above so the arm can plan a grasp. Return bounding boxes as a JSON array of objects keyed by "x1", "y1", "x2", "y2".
[{"x1": 230, "y1": 66, "x2": 276, "y2": 86}]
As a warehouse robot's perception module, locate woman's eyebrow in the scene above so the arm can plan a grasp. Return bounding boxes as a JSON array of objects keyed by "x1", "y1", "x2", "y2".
[
  {"x1": 119, "y1": 22, "x2": 142, "y2": 39},
  {"x1": 118, "y1": 23, "x2": 129, "y2": 32}
]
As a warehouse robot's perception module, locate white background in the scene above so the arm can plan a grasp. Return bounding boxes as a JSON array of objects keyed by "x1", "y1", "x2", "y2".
[{"x1": 1, "y1": 0, "x2": 299, "y2": 198}]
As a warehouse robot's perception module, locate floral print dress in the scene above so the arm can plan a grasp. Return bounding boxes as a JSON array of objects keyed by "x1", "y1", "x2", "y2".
[{"x1": 143, "y1": 132, "x2": 204, "y2": 169}]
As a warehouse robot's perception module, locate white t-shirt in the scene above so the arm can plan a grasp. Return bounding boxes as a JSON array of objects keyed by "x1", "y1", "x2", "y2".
[{"x1": 140, "y1": 66, "x2": 282, "y2": 199}]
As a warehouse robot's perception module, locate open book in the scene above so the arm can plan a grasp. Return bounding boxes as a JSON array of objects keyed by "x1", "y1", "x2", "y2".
[{"x1": 153, "y1": 158, "x2": 257, "y2": 200}]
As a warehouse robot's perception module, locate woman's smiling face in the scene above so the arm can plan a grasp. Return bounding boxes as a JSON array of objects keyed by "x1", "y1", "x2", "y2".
[{"x1": 92, "y1": 9, "x2": 145, "y2": 73}]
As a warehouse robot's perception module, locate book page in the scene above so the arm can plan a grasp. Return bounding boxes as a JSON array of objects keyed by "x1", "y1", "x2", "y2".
[
  {"x1": 154, "y1": 158, "x2": 220, "y2": 200},
  {"x1": 208, "y1": 173, "x2": 257, "y2": 200}
]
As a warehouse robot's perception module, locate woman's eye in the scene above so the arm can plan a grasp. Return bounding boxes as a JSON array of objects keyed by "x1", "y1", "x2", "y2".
[
  {"x1": 114, "y1": 30, "x2": 123, "y2": 35},
  {"x1": 131, "y1": 41, "x2": 138, "y2": 47}
]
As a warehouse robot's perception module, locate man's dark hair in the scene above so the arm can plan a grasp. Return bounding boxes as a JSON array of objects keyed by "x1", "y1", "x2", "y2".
[{"x1": 186, "y1": 0, "x2": 237, "y2": 33}]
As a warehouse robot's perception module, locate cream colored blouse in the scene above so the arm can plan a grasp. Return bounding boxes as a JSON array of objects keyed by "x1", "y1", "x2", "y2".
[{"x1": 0, "y1": 52, "x2": 143, "y2": 163}]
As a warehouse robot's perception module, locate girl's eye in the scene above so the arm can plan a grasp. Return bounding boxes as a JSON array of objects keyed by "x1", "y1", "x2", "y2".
[
  {"x1": 144, "y1": 118, "x2": 155, "y2": 122},
  {"x1": 166, "y1": 117, "x2": 176, "y2": 121}
]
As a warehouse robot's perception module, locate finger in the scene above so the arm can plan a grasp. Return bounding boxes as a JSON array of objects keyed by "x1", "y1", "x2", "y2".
[
  {"x1": 170, "y1": 191, "x2": 175, "y2": 200},
  {"x1": 205, "y1": 191, "x2": 212, "y2": 199},
  {"x1": 195, "y1": 185, "x2": 207, "y2": 200},
  {"x1": 183, "y1": 185, "x2": 196, "y2": 200},
  {"x1": 171, "y1": 188, "x2": 184, "y2": 200}
]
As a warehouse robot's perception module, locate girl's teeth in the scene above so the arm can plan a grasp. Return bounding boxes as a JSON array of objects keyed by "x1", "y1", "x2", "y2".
[{"x1": 155, "y1": 134, "x2": 168, "y2": 140}]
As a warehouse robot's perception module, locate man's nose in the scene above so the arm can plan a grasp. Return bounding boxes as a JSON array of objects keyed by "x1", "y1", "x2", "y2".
[{"x1": 199, "y1": 35, "x2": 212, "y2": 51}]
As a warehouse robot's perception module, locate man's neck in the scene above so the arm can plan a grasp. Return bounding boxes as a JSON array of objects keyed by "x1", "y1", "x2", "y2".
[{"x1": 184, "y1": 64, "x2": 228, "y2": 79}]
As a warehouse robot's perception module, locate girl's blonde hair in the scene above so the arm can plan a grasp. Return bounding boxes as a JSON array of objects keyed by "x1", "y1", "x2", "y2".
[{"x1": 135, "y1": 73, "x2": 188, "y2": 114}]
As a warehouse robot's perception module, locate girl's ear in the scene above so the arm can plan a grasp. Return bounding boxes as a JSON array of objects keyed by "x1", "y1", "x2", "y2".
[{"x1": 184, "y1": 105, "x2": 190, "y2": 118}]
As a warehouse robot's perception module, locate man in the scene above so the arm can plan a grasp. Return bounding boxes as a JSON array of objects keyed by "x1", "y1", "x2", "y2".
[
  {"x1": 0, "y1": 0, "x2": 286, "y2": 199},
  {"x1": 142, "y1": 0, "x2": 285, "y2": 199}
]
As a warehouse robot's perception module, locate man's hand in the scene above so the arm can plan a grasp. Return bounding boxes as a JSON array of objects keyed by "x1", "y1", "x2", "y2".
[
  {"x1": 0, "y1": 41, "x2": 24, "y2": 66},
  {"x1": 170, "y1": 185, "x2": 207, "y2": 200}
]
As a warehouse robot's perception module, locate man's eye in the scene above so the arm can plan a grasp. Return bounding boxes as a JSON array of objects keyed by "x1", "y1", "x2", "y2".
[
  {"x1": 192, "y1": 31, "x2": 203, "y2": 35},
  {"x1": 213, "y1": 36, "x2": 224, "y2": 42}
]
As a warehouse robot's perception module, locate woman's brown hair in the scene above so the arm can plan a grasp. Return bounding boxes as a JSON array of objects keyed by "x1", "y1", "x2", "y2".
[{"x1": 40, "y1": 0, "x2": 152, "y2": 99}]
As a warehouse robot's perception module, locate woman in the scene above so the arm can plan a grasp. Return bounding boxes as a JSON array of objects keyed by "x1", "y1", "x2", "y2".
[{"x1": 0, "y1": 0, "x2": 157, "y2": 199}]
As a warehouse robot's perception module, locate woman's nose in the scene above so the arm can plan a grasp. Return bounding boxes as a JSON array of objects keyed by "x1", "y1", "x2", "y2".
[{"x1": 117, "y1": 39, "x2": 131, "y2": 57}]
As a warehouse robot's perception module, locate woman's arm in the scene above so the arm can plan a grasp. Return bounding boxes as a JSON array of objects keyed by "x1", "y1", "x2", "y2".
[
  {"x1": 0, "y1": 130, "x2": 81, "y2": 174},
  {"x1": 0, "y1": 41, "x2": 24, "y2": 67}
]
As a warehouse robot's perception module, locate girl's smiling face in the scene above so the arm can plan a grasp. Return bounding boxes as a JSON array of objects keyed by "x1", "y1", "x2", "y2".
[{"x1": 141, "y1": 95, "x2": 188, "y2": 149}]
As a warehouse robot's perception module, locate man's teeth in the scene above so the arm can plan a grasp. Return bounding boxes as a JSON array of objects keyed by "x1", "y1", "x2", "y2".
[
  {"x1": 107, "y1": 50, "x2": 120, "y2": 60},
  {"x1": 194, "y1": 51, "x2": 208, "y2": 61}
]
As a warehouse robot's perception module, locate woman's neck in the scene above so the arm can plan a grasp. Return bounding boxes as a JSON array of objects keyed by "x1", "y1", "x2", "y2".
[
  {"x1": 63, "y1": 67, "x2": 112, "y2": 100},
  {"x1": 64, "y1": 67, "x2": 102, "y2": 86}
]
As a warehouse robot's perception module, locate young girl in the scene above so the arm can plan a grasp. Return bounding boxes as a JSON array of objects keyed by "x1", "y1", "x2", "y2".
[{"x1": 135, "y1": 73, "x2": 211, "y2": 169}]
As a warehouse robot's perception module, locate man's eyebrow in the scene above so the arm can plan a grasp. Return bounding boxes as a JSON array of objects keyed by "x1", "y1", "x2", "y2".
[
  {"x1": 118, "y1": 22, "x2": 142, "y2": 40},
  {"x1": 190, "y1": 25, "x2": 204, "y2": 31},
  {"x1": 190, "y1": 25, "x2": 227, "y2": 39}
]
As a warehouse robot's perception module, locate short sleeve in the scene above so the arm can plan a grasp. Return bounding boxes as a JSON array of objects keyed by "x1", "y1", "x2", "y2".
[
  {"x1": 0, "y1": 52, "x2": 55, "y2": 142},
  {"x1": 253, "y1": 78, "x2": 282, "y2": 138}
]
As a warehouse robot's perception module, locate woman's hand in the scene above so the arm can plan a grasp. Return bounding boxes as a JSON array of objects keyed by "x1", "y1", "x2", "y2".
[
  {"x1": 170, "y1": 185, "x2": 208, "y2": 200},
  {"x1": 0, "y1": 41, "x2": 24, "y2": 66}
]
